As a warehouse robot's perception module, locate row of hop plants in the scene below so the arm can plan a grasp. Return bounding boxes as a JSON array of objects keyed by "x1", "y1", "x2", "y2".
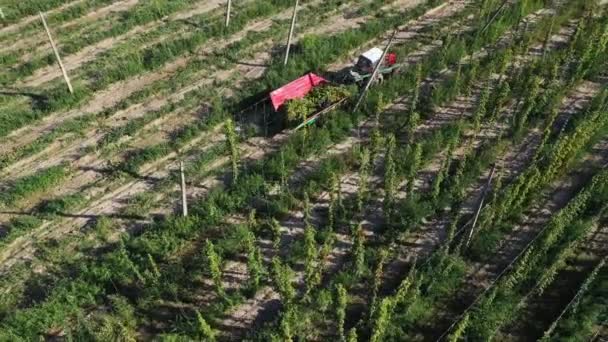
[
  {"x1": 467, "y1": 8, "x2": 608, "y2": 259},
  {"x1": 454, "y1": 170, "x2": 608, "y2": 340},
  {"x1": 379, "y1": 0, "x2": 586, "y2": 234},
  {"x1": 440, "y1": 59, "x2": 607, "y2": 342},
  {"x1": 0, "y1": 0, "x2": 346, "y2": 137},
  {"x1": 6, "y1": 0, "x2": 290, "y2": 84},
  {"x1": 266, "y1": 0, "x2": 608, "y2": 339},
  {"x1": 245, "y1": 0, "x2": 571, "y2": 338},
  {"x1": 427, "y1": 85, "x2": 608, "y2": 341},
  {"x1": 453, "y1": 41, "x2": 605, "y2": 340},
  {"x1": 0, "y1": 0, "x2": 89, "y2": 24},
  {"x1": 351, "y1": 4, "x2": 583, "y2": 338},
  {"x1": 540, "y1": 256, "x2": 608, "y2": 341},
  {"x1": 368, "y1": 90, "x2": 605, "y2": 341}
]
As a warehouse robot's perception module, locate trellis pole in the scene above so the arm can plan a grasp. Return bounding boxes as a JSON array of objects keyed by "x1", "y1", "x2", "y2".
[
  {"x1": 464, "y1": 164, "x2": 497, "y2": 248},
  {"x1": 225, "y1": 0, "x2": 232, "y2": 27},
  {"x1": 480, "y1": 0, "x2": 508, "y2": 34},
  {"x1": 39, "y1": 12, "x2": 73, "y2": 94},
  {"x1": 284, "y1": 0, "x2": 299, "y2": 65},
  {"x1": 353, "y1": 30, "x2": 397, "y2": 112},
  {"x1": 180, "y1": 161, "x2": 188, "y2": 217}
]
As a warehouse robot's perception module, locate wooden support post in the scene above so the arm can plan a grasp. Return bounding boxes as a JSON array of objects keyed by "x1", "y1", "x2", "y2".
[
  {"x1": 180, "y1": 161, "x2": 188, "y2": 217},
  {"x1": 39, "y1": 12, "x2": 73, "y2": 94},
  {"x1": 465, "y1": 164, "x2": 497, "y2": 248},
  {"x1": 225, "y1": 0, "x2": 232, "y2": 27},
  {"x1": 284, "y1": 0, "x2": 299, "y2": 66},
  {"x1": 480, "y1": 0, "x2": 508, "y2": 34},
  {"x1": 353, "y1": 30, "x2": 397, "y2": 112}
]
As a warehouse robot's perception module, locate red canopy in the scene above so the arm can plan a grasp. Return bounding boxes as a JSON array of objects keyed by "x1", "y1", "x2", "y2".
[{"x1": 270, "y1": 73, "x2": 327, "y2": 111}]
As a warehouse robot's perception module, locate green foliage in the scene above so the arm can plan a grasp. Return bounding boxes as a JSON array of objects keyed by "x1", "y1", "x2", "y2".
[
  {"x1": 304, "y1": 223, "x2": 320, "y2": 296},
  {"x1": 335, "y1": 284, "x2": 348, "y2": 341},
  {"x1": 269, "y1": 218, "x2": 283, "y2": 250},
  {"x1": 271, "y1": 257, "x2": 296, "y2": 305},
  {"x1": 0, "y1": 165, "x2": 68, "y2": 206},
  {"x1": 284, "y1": 85, "x2": 352, "y2": 125},
  {"x1": 204, "y1": 240, "x2": 224, "y2": 296},
  {"x1": 122, "y1": 192, "x2": 155, "y2": 219},
  {"x1": 37, "y1": 193, "x2": 86, "y2": 217},
  {"x1": 383, "y1": 134, "x2": 397, "y2": 224},
  {"x1": 0, "y1": 215, "x2": 43, "y2": 247},
  {"x1": 448, "y1": 312, "x2": 470, "y2": 342},
  {"x1": 357, "y1": 148, "x2": 371, "y2": 213},
  {"x1": 245, "y1": 231, "x2": 264, "y2": 291},
  {"x1": 406, "y1": 143, "x2": 423, "y2": 196},
  {"x1": 370, "y1": 298, "x2": 392, "y2": 342},
  {"x1": 352, "y1": 224, "x2": 366, "y2": 278},
  {"x1": 93, "y1": 295, "x2": 138, "y2": 342},
  {"x1": 196, "y1": 310, "x2": 217, "y2": 341},
  {"x1": 224, "y1": 119, "x2": 239, "y2": 183},
  {"x1": 369, "y1": 249, "x2": 389, "y2": 320},
  {"x1": 347, "y1": 328, "x2": 358, "y2": 342},
  {"x1": 2, "y1": 0, "x2": 602, "y2": 340}
]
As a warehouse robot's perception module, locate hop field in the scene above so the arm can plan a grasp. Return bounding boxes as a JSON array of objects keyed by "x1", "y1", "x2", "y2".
[{"x1": 0, "y1": 0, "x2": 607, "y2": 340}]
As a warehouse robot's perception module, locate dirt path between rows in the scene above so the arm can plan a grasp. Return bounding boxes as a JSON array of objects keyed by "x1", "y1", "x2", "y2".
[
  {"x1": 0, "y1": 1, "x2": 302, "y2": 182},
  {"x1": 17, "y1": 0, "x2": 229, "y2": 87},
  {"x1": 0, "y1": 0, "x2": 85, "y2": 37},
  {"x1": 0, "y1": 0, "x2": 331, "y2": 159},
  {"x1": 0, "y1": 0, "x2": 142, "y2": 57}
]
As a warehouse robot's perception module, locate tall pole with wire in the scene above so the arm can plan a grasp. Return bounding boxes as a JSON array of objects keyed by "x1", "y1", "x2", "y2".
[
  {"x1": 40, "y1": 12, "x2": 73, "y2": 94},
  {"x1": 353, "y1": 30, "x2": 397, "y2": 112},
  {"x1": 284, "y1": 0, "x2": 299, "y2": 65},
  {"x1": 180, "y1": 161, "x2": 188, "y2": 217},
  {"x1": 225, "y1": 0, "x2": 232, "y2": 27},
  {"x1": 464, "y1": 164, "x2": 496, "y2": 248}
]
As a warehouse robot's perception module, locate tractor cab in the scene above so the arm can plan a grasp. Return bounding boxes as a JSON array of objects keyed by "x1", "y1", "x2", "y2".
[
  {"x1": 349, "y1": 47, "x2": 399, "y2": 85},
  {"x1": 355, "y1": 47, "x2": 383, "y2": 73}
]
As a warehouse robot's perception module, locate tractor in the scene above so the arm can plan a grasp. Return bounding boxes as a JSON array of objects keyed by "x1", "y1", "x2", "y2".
[
  {"x1": 238, "y1": 47, "x2": 400, "y2": 134},
  {"x1": 345, "y1": 47, "x2": 400, "y2": 85}
]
